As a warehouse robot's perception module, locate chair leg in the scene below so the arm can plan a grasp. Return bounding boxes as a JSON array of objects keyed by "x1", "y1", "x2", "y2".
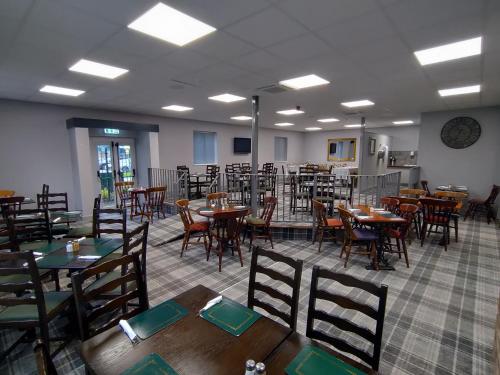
[
  {"x1": 218, "y1": 242, "x2": 223, "y2": 272},
  {"x1": 236, "y1": 239, "x2": 243, "y2": 267},
  {"x1": 181, "y1": 231, "x2": 189, "y2": 257},
  {"x1": 454, "y1": 216, "x2": 458, "y2": 242},
  {"x1": 249, "y1": 229, "x2": 254, "y2": 252},
  {"x1": 318, "y1": 228, "x2": 324, "y2": 253},
  {"x1": 401, "y1": 238, "x2": 409, "y2": 268},
  {"x1": 443, "y1": 226, "x2": 448, "y2": 251},
  {"x1": 395, "y1": 237, "x2": 402, "y2": 259},
  {"x1": 420, "y1": 222, "x2": 427, "y2": 246},
  {"x1": 370, "y1": 241, "x2": 379, "y2": 271},
  {"x1": 268, "y1": 230, "x2": 274, "y2": 249},
  {"x1": 343, "y1": 245, "x2": 351, "y2": 268}
]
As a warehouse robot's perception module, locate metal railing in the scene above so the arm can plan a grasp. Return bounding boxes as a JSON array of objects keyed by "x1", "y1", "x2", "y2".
[{"x1": 148, "y1": 168, "x2": 400, "y2": 222}]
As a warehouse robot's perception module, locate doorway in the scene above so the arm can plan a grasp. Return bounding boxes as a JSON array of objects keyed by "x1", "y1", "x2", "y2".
[{"x1": 90, "y1": 137, "x2": 137, "y2": 204}]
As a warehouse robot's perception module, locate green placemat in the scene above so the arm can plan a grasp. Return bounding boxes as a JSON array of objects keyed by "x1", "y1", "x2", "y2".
[
  {"x1": 128, "y1": 300, "x2": 188, "y2": 339},
  {"x1": 121, "y1": 353, "x2": 178, "y2": 375},
  {"x1": 200, "y1": 298, "x2": 260, "y2": 336},
  {"x1": 285, "y1": 345, "x2": 367, "y2": 375}
]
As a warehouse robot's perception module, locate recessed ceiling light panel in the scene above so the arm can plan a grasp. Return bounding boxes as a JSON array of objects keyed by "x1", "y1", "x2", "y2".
[
  {"x1": 128, "y1": 3, "x2": 216, "y2": 47},
  {"x1": 414, "y1": 37, "x2": 482, "y2": 66},
  {"x1": 317, "y1": 118, "x2": 339, "y2": 123},
  {"x1": 393, "y1": 120, "x2": 414, "y2": 125},
  {"x1": 276, "y1": 109, "x2": 305, "y2": 115},
  {"x1": 305, "y1": 127, "x2": 322, "y2": 131},
  {"x1": 39, "y1": 85, "x2": 85, "y2": 97},
  {"x1": 69, "y1": 59, "x2": 128, "y2": 79},
  {"x1": 275, "y1": 123, "x2": 294, "y2": 127},
  {"x1": 162, "y1": 105, "x2": 193, "y2": 111},
  {"x1": 279, "y1": 74, "x2": 330, "y2": 90},
  {"x1": 438, "y1": 84, "x2": 480, "y2": 97},
  {"x1": 231, "y1": 116, "x2": 252, "y2": 121},
  {"x1": 341, "y1": 100, "x2": 374, "y2": 108},
  {"x1": 209, "y1": 93, "x2": 246, "y2": 103}
]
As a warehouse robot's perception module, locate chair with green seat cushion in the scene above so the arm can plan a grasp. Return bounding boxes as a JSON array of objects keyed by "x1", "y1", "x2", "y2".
[
  {"x1": 0, "y1": 251, "x2": 72, "y2": 362},
  {"x1": 243, "y1": 197, "x2": 277, "y2": 251},
  {"x1": 92, "y1": 207, "x2": 126, "y2": 266},
  {"x1": 64, "y1": 195, "x2": 101, "y2": 239}
]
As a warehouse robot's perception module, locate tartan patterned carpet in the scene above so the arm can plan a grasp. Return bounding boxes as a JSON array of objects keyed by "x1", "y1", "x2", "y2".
[{"x1": 0, "y1": 214, "x2": 498, "y2": 374}]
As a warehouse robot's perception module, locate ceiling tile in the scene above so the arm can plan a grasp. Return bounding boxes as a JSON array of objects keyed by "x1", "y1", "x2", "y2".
[
  {"x1": 161, "y1": 50, "x2": 217, "y2": 72},
  {"x1": 190, "y1": 31, "x2": 256, "y2": 59},
  {"x1": 266, "y1": 33, "x2": 332, "y2": 61},
  {"x1": 0, "y1": 0, "x2": 34, "y2": 21},
  {"x1": 230, "y1": 50, "x2": 285, "y2": 73}
]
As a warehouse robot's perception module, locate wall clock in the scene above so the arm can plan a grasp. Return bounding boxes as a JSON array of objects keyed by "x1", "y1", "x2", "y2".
[{"x1": 440, "y1": 116, "x2": 481, "y2": 149}]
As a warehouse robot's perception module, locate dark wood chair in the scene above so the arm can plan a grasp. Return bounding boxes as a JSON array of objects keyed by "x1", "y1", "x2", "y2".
[
  {"x1": 383, "y1": 203, "x2": 419, "y2": 267},
  {"x1": 244, "y1": 196, "x2": 277, "y2": 251},
  {"x1": 290, "y1": 174, "x2": 310, "y2": 215},
  {"x1": 114, "y1": 181, "x2": 134, "y2": 210},
  {"x1": 380, "y1": 197, "x2": 399, "y2": 213},
  {"x1": 92, "y1": 208, "x2": 126, "y2": 239},
  {"x1": 207, "y1": 192, "x2": 228, "y2": 207},
  {"x1": 312, "y1": 200, "x2": 343, "y2": 252},
  {"x1": 141, "y1": 186, "x2": 166, "y2": 223},
  {"x1": 421, "y1": 180, "x2": 432, "y2": 196},
  {"x1": 0, "y1": 251, "x2": 72, "y2": 361},
  {"x1": 176, "y1": 199, "x2": 209, "y2": 258},
  {"x1": 177, "y1": 166, "x2": 195, "y2": 199},
  {"x1": 209, "y1": 209, "x2": 248, "y2": 272},
  {"x1": 0, "y1": 196, "x2": 25, "y2": 220},
  {"x1": 464, "y1": 184, "x2": 499, "y2": 224},
  {"x1": 34, "y1": 339, "x2": 57, "y2": 375},
  {"x1": 64, "y1": 195, "x2": 101, "y2": 238},
  {"x1": 338, "y1": 207, "x2": 378, "y2": 269},
  {"x1": 306, "y1": 266, "x2": 388, "y2": 371},
  {"x1": 248, "y1": 247, "x2": 303, "y2": 330},
  {"x1": 71, "y1": 252, "x2": 148, "y2": 340},
  {"x1": 434, "y1": 191, "x2": 467, "y2": 242},
  {"x1": 419, "y1": 198, "x2": 456, "y2": 251}
]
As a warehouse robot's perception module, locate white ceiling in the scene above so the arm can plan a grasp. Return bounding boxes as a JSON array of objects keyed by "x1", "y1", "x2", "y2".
[{"x1": 0, "y1": 0, "x2": 499, "y2": 131}]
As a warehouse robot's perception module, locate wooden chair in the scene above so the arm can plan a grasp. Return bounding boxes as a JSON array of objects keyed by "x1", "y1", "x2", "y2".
[
  {"x1": 141, "y1": 186, "x2": 166, "y2": 223},
  {"x1": 419, "y1": 198, "x2": 456, "y2": 251},
  {"x1": 71, "y1": 252, "x2": 148, "y2": 340},
  {"x1": 207, "y1": 192, "x2": 228, "y2": 207},
  {"x1": 114, "y1": 181, "x2": 134, "y2": 210},
  {"x1": 244, "y1": 197, "x2": 277, "y2": 251},
  {"x1": 434, "y1": 191, "x2": 468, "y2": 242},
  {"x1": 383, "y1": 203, "x2": 419, "y2": 267},
  {"x1": 0, "y1": 196, "x2": 25, "y2": 220},
  {"x1": 338, "y1": 207, "x2": 378, "y2": 269},
  {"x1": 0, "y1": 190, "x2": 15, "y2": 198},
  {"x1": 176, "y1": 199, "x2": 209, "y2": 258},
  {"x1": 209, "y1": 209, "x2": 248, "y2": 272},
  {"x1": 421, "y1": 180, "x2": 431, "y2": 196},
  {"x1": 290, "y1": 174, "x2": 310, "y2": 215},
  {"x1": 392, "y1": 196, "x2": 421, "y2": 240},
  {"x1": 92, "y1": 208, "x2": 126, "y2": 239},
  {"x1": 0, "y1": 251, "x2": 73, "y2": 361},
  {"x1": 34, "y1": 339, "x2": 57, "y2": 375},
  {"x1": 36, "y1": 192, "x2": 71, "y2": 235},
  {"x1": 306, "y1": 266, "x2": 388, "y2": 371},
  {"x1": 464, "y1": 184, "x2": 499, "y2": 224},
  {"x1": 248, "y1": 247, "x2": 303, "y2": 330},
  {"x1": 400, "y1": 188, "x2": 426, "y2": 198},
  {"x1": 380, "y1": 197, "x2": 399, "y2": 213},
  {"x1": 65, "y1": 195, "x2": 101, "y2": 238},
  {"x1": 312, "y1": 200, "x2": 343, "y2": 252}
]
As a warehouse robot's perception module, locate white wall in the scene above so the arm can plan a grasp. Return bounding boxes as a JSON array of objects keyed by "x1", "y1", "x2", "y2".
[
  {"x1": 369, "y1": 126, "x2": 420, "y2": 151},
  {"x1": 360, "y1": 132, "x2": 391, "y2": 175},
  {"x1": 418, "y1": 106, "x2": 500, "y2": 198},
  {"x1": 302, "y1": 129, "x2": 362, "y2": 167}
]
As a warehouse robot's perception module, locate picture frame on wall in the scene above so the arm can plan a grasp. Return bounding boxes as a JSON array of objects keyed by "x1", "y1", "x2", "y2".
[{"x1": 369, "y1": 138, "x2": 376, "y2": 155}]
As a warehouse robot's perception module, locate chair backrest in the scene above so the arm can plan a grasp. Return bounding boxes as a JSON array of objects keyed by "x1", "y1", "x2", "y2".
[
  {"x1": 71, "y1": 252, "x2": 148, "y2": 340},
  {"x1": 393, "y1": 196, "x2": 419, "y2": 206},
  {"x1": 338, "y1": 207, "x2": 355, "y2": 241},
  {"x1": 92, "y1": 208, "x2": 126, "y2": 238},
  {"x1": 37, "y1": 192, "x2": 68, "y2": 213},
  {"x1": 380, "y1": 197, "x2": 399, "y2": 212},
  {"x1": 207, "y1": 192, "x2": 228, "y2": 207},
  {"x1": 419, "y1": 198, "x2": 456, "y2": 223},
  {"x1": 399, "y1": 188, "x2": 426, "y2": 198},
  {"x1": 315, "y1": 175, "x2": 334, "y2": 198},
  {"x1": 9, "y1": 209, "x2": 52, "y2": 244},
  {"x1": 123, "y1": 222, "x2": 149, "y2": 282},
  {"x1": 306, "y1": 266, "x2": 388, "y2": 371},
  {"x1": 94, "y1": 195, "x2": 102, "y2": 210},
  {"x1": 115, "y1": 182, "x2": 134, "y2": 200},
  {"x1": 145, "y1": 186, "x2": 166, "y2": 207},
  {"x1": 312, "y1": 199, "x2": 328, "y2": 227},
  {"x1": 175, "y1": 199, "x2": 194, "y2": 229},
  {"x1": 0, "y1": 251, "x2": 47, "y2": 327},
  {"x1": 206, "y1": 165, "x2": 219, "y2": 175},
  {"x1": 486, "y1": 185, "x2": 500, "y2": 205},
  {"x1": 212, "y1": 209, "x2": 247, "y2": 241},
  {"x1": 34, "y1": 339, "x2": 57, "y2": 375},
  {"x1": 0, "y1": 190, "x2": 15, "y2": 198},
  {"x1": 398, "y1": 204, "x2": 419, "y2": 238},
  {"x1": 0, "y1": 196, "x2": 25, "y2": 219},
  {"x1": 421, "y1": 180, "x2": 431, "y2": 196},
  {"x1": 260, "y1": 197, "x2": 277, "y2": 225},
  {"x1": 248, "y1": 247, "x2": 303, "y2": 330}
]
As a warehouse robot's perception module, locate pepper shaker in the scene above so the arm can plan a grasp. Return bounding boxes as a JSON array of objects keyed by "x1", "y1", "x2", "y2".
[{"x1": 244, "y1": 359, "x2": 256, "y2": 375}]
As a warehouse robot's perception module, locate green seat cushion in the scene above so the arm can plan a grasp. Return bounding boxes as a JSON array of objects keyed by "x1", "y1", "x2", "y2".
[
  {"x1": 0, "y1": 268, "x2": 52, "y2": 285},
  {"x1": 65, "y1": 226, "x2": 93, "y2": 238},
  {"x1": 0, "y1": 291, "x2": 72, "y2": 322},
  {"x1": 246, "y1": 216, "x2": 266, "y2": 226},
  {"x1": 0, "y1": 236, "x2": 8, "y2": 245}
]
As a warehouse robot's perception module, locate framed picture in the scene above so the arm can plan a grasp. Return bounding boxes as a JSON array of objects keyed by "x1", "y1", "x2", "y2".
[{"x1": 369, "y1": 138, "x2": 376, "y2": 155}]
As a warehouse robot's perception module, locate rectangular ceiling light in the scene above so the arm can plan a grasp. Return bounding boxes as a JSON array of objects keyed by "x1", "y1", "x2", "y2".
[
  {"x1": 344, "y1": 124, "x2": 362, "y2": 128},
  {"x1": 438, "y1": 84, "x2": 480, "y2": 97},
  {"x1": 276, "y1": 108, "x2": 305, "y2": 115},
  {"x1": 393, "y1": 120, "x2": 414, "y2": 125},
  {"x1": 209, "y1": 93, "x2": 246, "y2": 103},
  {"x1": 305, "y1": 127, "x2": 322, "y2": 131},
  {"x1": 414, "y1": 37, "x2": 482, "y2": 66},
  {"x1": 69, "y1": 59, "x2": 128, "y2": 79},
  {"x1": 231, "y1": 116, "x2": 252, "y2": 121},
  {"x1": 317, "y1": 118, "x2": 339, "y2": 123},
  {"x1": 341, "y1": 99, "x2": 374, "y2": 108},
  {"x1": 39, "y1": 85, "x2": 85, "y2": 97},
  {"x1": 275, "y1": 122, "x2": 294, "y2": 127},
  {"x1": 279, "y1": 74, "x2": 330, "y2": 90},
  {"x1": 128, "y1": 3, "x2": 216, "y2": 47},
  {"x1": 162, "y1": 105, "x2": 193, "y2": 111}
]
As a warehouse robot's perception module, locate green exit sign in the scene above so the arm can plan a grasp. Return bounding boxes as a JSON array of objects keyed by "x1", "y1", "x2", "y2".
[{"x1": 104, "y1": 128, "x2": 120, "y2": 135}]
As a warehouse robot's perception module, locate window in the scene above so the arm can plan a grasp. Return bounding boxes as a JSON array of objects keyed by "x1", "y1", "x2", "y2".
[
  {"x1": 193, "y1": 131, "x2": 217, "y2": 165},
  {"x1": 274, "y1": 136, "x2": 287, "y2": 161}
]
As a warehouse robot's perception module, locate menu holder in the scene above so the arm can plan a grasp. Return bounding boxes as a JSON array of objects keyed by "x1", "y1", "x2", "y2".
[
  {"x1": 285, "y1": 345, "x2": 367, "y2": 375},
  {"x1": 128, "y1": 300, "x2": 188, "y2": 340},
  {"x1": 200, "y1": 298, "x2": 260, "y2": 336},
  {"x1": 121, "y1": 353, "x2": 178, "y2": 375}
]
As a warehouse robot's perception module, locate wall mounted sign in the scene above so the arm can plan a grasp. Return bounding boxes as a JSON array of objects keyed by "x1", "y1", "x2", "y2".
[{"x1": 104, "y1": 128, "x2": 120, "y2": 135}]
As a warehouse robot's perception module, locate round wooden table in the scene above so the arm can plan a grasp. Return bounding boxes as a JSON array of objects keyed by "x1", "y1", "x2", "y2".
[{"x1": 196, "y1": 205, "x2": 249, "y2": 218}]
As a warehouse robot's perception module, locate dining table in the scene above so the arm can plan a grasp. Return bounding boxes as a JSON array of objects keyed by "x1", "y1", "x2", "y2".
[
  {"x1": 350, "y1": 205, "x2": 406, "y2": 271},
  {"x1": 196, "y1": 204, "x2": 249, "y2": 218},
  {"x1": 79, "y1": 284, "x2": 375, "y2": 375}
]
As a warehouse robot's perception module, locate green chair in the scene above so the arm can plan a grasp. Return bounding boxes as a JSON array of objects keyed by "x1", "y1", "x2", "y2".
[{"x1": 64, "y1": 195, "x2": 101, "y2": 239}]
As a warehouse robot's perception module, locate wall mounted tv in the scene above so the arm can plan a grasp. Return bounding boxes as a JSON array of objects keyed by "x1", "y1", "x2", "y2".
[{"x1": 234, "y1": 138, "x2": 251, "y2": 154}]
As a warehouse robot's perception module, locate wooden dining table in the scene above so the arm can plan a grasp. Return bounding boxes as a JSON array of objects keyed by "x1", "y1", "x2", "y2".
[{"x1": 196, "y1": 205, "x2": 249, "y2": 218}]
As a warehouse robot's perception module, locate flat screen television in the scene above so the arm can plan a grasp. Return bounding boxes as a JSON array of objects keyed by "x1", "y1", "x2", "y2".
[{"x1": 234, "y1": 137, "x2": 251, "y2": 154}]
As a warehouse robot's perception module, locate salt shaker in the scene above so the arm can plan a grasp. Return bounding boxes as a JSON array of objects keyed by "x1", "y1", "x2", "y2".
[
  {"x1": 255, "y1": 362, "x2": 266, "y2": 375},
  {"x1": 66, "y1": 241, "x2": 73, "y2": 252},
  {"x1": 244, "y1": 359, "x2": 256, "y2": 375}
]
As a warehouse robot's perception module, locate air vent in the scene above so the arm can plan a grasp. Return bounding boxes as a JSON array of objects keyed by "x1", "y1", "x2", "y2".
[
  {"x1": 257, "y1": 84, "x2": 289, "y2": 94},
  {"x1": 169, "y1": 79, "x2": 197, "y2": 89}
]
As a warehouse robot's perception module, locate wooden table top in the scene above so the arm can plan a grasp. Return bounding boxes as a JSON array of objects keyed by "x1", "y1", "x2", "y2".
[
  {"x1": 196, "y1": 206, "x2": 249, "y2": 217},
  {"x1": 265, "y1": 331, "x2": 375, "y2": 374},
  {"x1": 80, "y1": 285, "x2": 291, "y2": 375},
  {"x1": 352, "y1": 205, "x2": 406, "y2": 224}
]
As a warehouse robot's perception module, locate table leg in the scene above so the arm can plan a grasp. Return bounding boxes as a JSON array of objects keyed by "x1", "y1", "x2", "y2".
[{"x1": 365, "y1": 224, "x2": 395, "y2": 271}]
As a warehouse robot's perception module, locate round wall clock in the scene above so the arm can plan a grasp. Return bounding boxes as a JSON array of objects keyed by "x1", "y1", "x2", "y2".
[{"x1": 440, "y1": 116, "x2": 481, "y2": 149}]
